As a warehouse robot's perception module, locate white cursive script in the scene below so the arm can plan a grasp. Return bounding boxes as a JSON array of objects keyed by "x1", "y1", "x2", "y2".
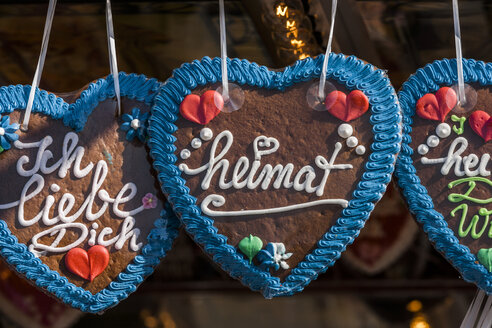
[
  {"x1": 421, "y1": 137, "x2": 491, "y2": 177},
  {"x1": 0, "y1": 132, "x2": 150, "y2": 256},
  {"x1": 179, "y1": 130, "x2": 352, "y2": 216}
]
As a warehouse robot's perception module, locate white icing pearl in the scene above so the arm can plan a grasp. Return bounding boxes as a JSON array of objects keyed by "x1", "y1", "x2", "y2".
[
  {"x1": 355, "y1": 145, "x2": 366, "y2": 155},
  {"x1": 418, "y1": 144, "x2": 429, "y2": 155},
  {"x1": 426, "y1": 135, "x2": 439, "y2": 148},
  {"x1": 180, "y1": 149, "x2": 191, "y2": 160},
  {"x1": 0, "y1": 128, "x2": 5, "y2": 136},
  {"x1": 50, "y1": 184, "x2": 60, "y2": 193},
  {"x1": 191, "y1": 138, "x2": 202, "y2": 149},
  {"x1": 130, "y1": 119, "x2": 141, "y2": 130},
  {"x1": 346, "y1": 136, "x2": 358, "y2": 148},
  {"x1": 92, "y1": 222, "x2": 99, "y2": 229},
  {"x1": 337, "y1": 124, "x2": 353, "y2": 139},
  {"x1": 200, "y1": 128, "x2": 213, "y2": 141},
  {"x1": 436, "y1": 123, "x2": 451, "y2": 138}
]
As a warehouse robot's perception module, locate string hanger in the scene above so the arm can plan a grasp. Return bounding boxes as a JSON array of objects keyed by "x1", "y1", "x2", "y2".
[
  {"x1": 21, "y1": 0, "x2": 57, "y2": 132},
  {"x1": 318, "y1": 0, "x2": 338, "y2": 101},
  {"x1": 215, "y1": 0, "x2": 244, "y2": 113},
  {"x1": 306, "y1": 0, "x2": 338, "y2": 111},
  {"x1": 106, "y1": 0, "x2": 121, "y2": 116},
  {"x1": 21, "y1": 0, "x2": 121, "y2": 131},
  {"x1": 451, "y1": 0, "x2": 476, "y2": 113}
]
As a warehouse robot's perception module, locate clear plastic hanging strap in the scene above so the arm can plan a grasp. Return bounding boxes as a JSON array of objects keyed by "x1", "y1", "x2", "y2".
[
  {"x1": 318, "y1": 0, "x2": 338, "y2": 100},
  {"x1": 459, "y1": 289, "x2": 492, "y2": 328},
  {"x1": 21, "y1": 0, "x2": 57, "y2": 131},
  {"x1": 22, "y1": 0, "x2": 121, "y2": 131},
  {"x1": 452, "y1": 0, "x2": 466, "y2": 104},
  {"x1": 106, "y1": 0, "x2": 121, "y2": 116},
  {"x1": 219, "y1": 0, "x2": 229, "y2": 101}
]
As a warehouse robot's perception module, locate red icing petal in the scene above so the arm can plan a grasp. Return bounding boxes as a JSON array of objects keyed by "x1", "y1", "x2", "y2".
[
  {"x1": 469, "y1": 110, "x2": 492, "y2": 142},
  {"x1": 346, "y1": 90, "x2": 369, "y2": 121},
  {"x1": 87, "y1": 245, "x2": 110, "y2": 282},
  {"x1": 199, "y1": 90, "x2": 223, "y2": 124},
  {"x1": 65, "y1": 248, "x2": 90, "y2": 280},
  {"x1": 179, "y1": 94, "x2": 202, "y2": 124},
  {"x1": 325, "y1": 91, "x2": 348, "y2": 121},
  {"x1": 416, "y1": 93, "x2": 440, "y2": 121},
  {"x1": 435, "y1": 87, "x2": 457, "y2": 122},
  {"x1": 416, "y1": 87, "x2": 457, "y2": 122}
]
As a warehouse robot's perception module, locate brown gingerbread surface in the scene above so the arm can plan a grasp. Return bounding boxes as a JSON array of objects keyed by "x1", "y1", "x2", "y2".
[
  {"x1": 0, "y1": 96, "x2": 163, "y2": 294},
  {"x1": 173, "y1": 81, "x2": 374, "y2": 280},
  {"x1": 410, "y1": 86, "x2": 492, "y2": 256}
]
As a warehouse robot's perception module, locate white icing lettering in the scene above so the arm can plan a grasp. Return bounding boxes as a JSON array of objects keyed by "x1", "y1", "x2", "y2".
[
  {"x1": 421, "y1": 137, "x2": 491, "y2": 177},
  {"x1": 180, "y1": 130, "x2": 353, "y2": 216}
]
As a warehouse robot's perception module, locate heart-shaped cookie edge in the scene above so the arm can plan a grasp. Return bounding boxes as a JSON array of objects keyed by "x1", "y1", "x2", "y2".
[
  {"x1": 395, "y1": 58, "x2": 492, "y2": 293},
  {"x1": 149, "y1": 55, "x2": 402, "y2": 297},
  {"x1": 0, "y1": 73, "x2": 180, "y2": 313}
]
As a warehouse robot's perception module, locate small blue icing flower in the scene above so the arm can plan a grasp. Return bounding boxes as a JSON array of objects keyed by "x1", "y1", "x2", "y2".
[
  {"x1": 121, "y1": 107, "x2": 149, "y2": 142},
  {"x1": 0, "y1": 115, "x2": 19, "y2": 151},
  {"x1": 257, "y1": 242, "x2": 293, "y2": 271}
]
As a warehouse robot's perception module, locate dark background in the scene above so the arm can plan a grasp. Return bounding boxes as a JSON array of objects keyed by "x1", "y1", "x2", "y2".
[{"x1": 0, "y1": 1, "x2": 490, "y2": 327}]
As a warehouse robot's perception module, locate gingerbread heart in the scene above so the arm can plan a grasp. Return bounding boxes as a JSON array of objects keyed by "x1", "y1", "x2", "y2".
[
  {"x1": 149, "y1": 55, "x2": 401, "y2": 297},
  {"x1": 325, "y1": 90, "x2": 369, "y2": 122},
  {"x1": 396, "y1": 58, "x2": 492, "y2": 293},
  {"x1": 0, "y1": 74, "x2": 180, "y2": 313},
  {"x1": 415, "y1": 87, "x2": 457, "y2": 122}
]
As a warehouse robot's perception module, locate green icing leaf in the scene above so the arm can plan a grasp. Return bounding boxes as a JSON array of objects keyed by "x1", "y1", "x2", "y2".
[
  {"x1": 0, "y1": 146, "x2": 4, "y2": 153},
  {"x1": 477, "y1": 248, "x2": 492, "y2": 272},
  {"x1": 238, "y1": 235, "x2": 263, "y2": 264}
]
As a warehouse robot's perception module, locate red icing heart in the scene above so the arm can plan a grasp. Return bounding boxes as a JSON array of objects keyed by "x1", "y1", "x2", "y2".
[
  {"x1": 65, "y1": 245, "x2": 109, "y2": 282},
  {"x1": 325, "y1": 90, "x2": 369, "y2": 122},
  {"x1": 179, "y1": 90, "x2": 223, "y2": 125},
  {"x1": 469, "y1": 110, "x2": 492, "y2": 142},
  {"x1": 416, "y1": 87, "x2": 457, "y2": 122}
]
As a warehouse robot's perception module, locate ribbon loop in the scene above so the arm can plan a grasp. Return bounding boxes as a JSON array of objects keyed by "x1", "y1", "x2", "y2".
[
  {"x1": 219, "y1": 0, "x2": 229, "y2": 100},
  {"x1": 453, "y1": 0, "x2": 466, "y2": 105},
  {"x1": 22, "y1": 0, "x2": 121, "y2": 131},
  {"x1": 22, "y1": 0, "x2": 57, "y2": 131},
  {"x1": 318, "y1": 0, "x2": 338, "y2": 101},
  {"x1": 106, "y1": 0, "x2": 121, "y2": 116}
]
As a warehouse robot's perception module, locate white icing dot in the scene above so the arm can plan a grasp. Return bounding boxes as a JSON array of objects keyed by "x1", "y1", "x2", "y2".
[
  {"x1": 130, "y1": 119, "x2": 141, "y2": 130},
  {"x1": 191, "y1": 138, "x2": 202, "y2": 149},
  {"x1": 50, "y1": 184, "x2": 60, "y2": 193},
  {"x1": 337, "y1": 124, "x2": 353, "y2": 139},
  {"x1": 180, "y1": 149, "x2": 191, "y2": 160},
  {"x1": 0, "y1": 128, "x2": 4, "y2": 136},
  {"x1": 426, "y1": 135, "x2": 439, "y2": 148},
  {"x1": 355, "y1": 145, "x2": 366, "y2": 155},
  {"x1": 200, "y1": 128, "x2": 213, "y2": 141},
  {"x1": 92, "y1": 223, "x2": 99, "y2": 229},
  {"x1": 436, "y1": 123, "x2": 451, "y2": 138},
  {"x1": 418, "y1": 144, "x2": 429, "y2": 155},
  {"x1": 346, "y1": 136, "x2": 358, "y2": 148}
]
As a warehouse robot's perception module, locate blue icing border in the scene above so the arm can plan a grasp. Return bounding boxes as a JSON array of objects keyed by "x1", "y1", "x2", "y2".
[
  {"x1": 396, "y1": 58, "x2": 492, "y2": 293},
  {"x1": 0, "y1": 73, "x2": 180, "y2": 313},
  {"x1": 149, "y1": 55, "x2": 402, "y2": 297}
]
